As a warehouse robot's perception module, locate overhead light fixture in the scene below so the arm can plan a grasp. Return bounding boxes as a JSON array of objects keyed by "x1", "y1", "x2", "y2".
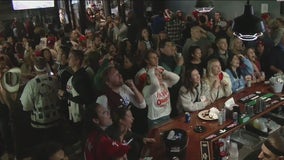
[
  {"x1": 195, "y1": 0, "x2": 214, "y2": 13},
  {"x1": 232, "y1": 0, "x2": 265, "y2": 41}
]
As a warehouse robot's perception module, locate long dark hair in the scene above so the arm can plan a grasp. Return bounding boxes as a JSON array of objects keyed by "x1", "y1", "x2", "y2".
[
  {"x1": 226, "y1": 54, "x2": 242, "y2": 79},
  {"x1": 83, "y1": 103, "x2": 106, "y2": 142},
  {"x1": 107, "y1": 105, "x2": 131, "y2": 141},
  {"x1": 111, "y1": 105, "x2": 130, "y2": 125},
  {"x1": 183, "y1": 66, "x2": 201, "y2": 94},
  {"x1": 139, "y1": 27, "x2": 152, "y2": 40}
]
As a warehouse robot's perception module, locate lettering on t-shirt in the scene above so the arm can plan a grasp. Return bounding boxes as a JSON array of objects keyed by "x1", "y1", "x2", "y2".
[{"x1": 156, "y1": 89, "x2": 170, "y2": 107}]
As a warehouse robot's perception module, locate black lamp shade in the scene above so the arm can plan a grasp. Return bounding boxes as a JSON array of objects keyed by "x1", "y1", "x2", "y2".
[{"x1": 232, "y1": 3, "x2": 265, "y2": 41}]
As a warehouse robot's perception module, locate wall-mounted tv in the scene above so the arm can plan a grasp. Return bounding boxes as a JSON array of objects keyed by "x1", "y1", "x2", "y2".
[
  {"x1": 12, "y1": 0, "x2": 54, "y2": 10},
  {"x1": 72, "y1": 0, "x2": 79, "y2": 4}
]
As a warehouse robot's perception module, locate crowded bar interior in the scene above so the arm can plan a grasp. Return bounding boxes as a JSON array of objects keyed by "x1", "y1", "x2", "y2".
[{"x1": 0, "y1": 0, "x2": 284, "y2": 160}]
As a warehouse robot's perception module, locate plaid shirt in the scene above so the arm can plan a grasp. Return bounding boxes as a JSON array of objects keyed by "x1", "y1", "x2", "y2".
[{"x1": 165, "y1": 19, "x2": 184, "y2": 42}]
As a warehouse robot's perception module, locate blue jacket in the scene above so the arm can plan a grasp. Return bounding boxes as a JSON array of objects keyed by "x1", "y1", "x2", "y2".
[
  {"x1": 240, "y1": 57, "x2": 254, "y2": 77},
  {"x1": 225, "y1": 68, "x2": 246, "y2": 93}
]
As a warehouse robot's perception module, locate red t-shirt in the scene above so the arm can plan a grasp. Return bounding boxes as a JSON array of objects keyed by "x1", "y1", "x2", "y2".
[{"x1": 84, "y1": 130, "x2": 130, "y2": 160}]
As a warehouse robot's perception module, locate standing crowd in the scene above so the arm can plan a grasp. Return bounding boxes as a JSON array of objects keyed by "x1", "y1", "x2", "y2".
[{"x1": 0, "y1": 7, "x2": 284, "y2": 160}]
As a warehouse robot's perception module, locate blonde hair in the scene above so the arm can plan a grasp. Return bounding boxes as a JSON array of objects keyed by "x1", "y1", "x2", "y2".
[
  {"x1": 206, "y1": 58, "x2": 220, "y2": 78},
  {"x1": 229, "y1": 37, "x2": 244, "y2": 53}
]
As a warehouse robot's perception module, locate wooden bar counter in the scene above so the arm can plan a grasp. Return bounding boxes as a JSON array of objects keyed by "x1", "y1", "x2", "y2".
[{"x1": 142, "y1": 82, "x2": 284, "y2": 160}]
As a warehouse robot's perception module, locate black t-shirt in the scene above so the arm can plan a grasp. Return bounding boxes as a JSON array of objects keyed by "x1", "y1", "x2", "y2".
[{"x1": 0, "y1": 101, "x2": 9, "y2": 121}]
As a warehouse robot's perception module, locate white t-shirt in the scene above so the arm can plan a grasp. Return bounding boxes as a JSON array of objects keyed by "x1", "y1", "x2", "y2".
[
  {"x1": 96, "y1": 84, "x2": 146, "y2": 109},
  {"x1": 66, "y1": 76, "x2": 83, "y2": 123},
  {"x1": 145, "y1": 83, "x2": 171, "y2": 120},
  {"x1": 142, "y1": 68, "x2": 180, "y2": 120}
]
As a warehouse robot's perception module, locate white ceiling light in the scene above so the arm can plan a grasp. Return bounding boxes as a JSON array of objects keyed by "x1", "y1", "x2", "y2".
[
  {"x1": 232, "y1": 0, "x2": 265, "y2": 41},
  {"x1": 195, "y1": 0, "x2": 214, "y2": 13}
]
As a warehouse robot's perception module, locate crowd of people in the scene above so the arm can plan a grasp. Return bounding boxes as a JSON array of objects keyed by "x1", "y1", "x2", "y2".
[{"x1": 0, "y1": 6, "x2": 284, "y2": 160}]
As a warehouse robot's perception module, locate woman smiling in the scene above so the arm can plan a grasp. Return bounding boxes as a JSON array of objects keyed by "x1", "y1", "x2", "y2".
[{"x1": 178, "y1": 66, "x2": 211, "y2": 112}]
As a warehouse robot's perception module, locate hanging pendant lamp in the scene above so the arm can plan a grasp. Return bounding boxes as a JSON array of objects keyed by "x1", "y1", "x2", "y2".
[
  {"x1": 232, "y1": 0, "x2": 265, "y2": 41},
  {"x1": 195, "y1": 0, "x2": 214, "y2": 13}
]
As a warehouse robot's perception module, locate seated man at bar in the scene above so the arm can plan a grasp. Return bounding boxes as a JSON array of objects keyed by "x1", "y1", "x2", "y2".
[
  {"x1": 178, "y1": 66, "x2": 211, "y2": 112},
  {"x1": 205, "y1": 58, "x2": 232, "y2": 101},
  {"x1": 258, "y1": 127, "x2": 284, "y2": 160}
]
